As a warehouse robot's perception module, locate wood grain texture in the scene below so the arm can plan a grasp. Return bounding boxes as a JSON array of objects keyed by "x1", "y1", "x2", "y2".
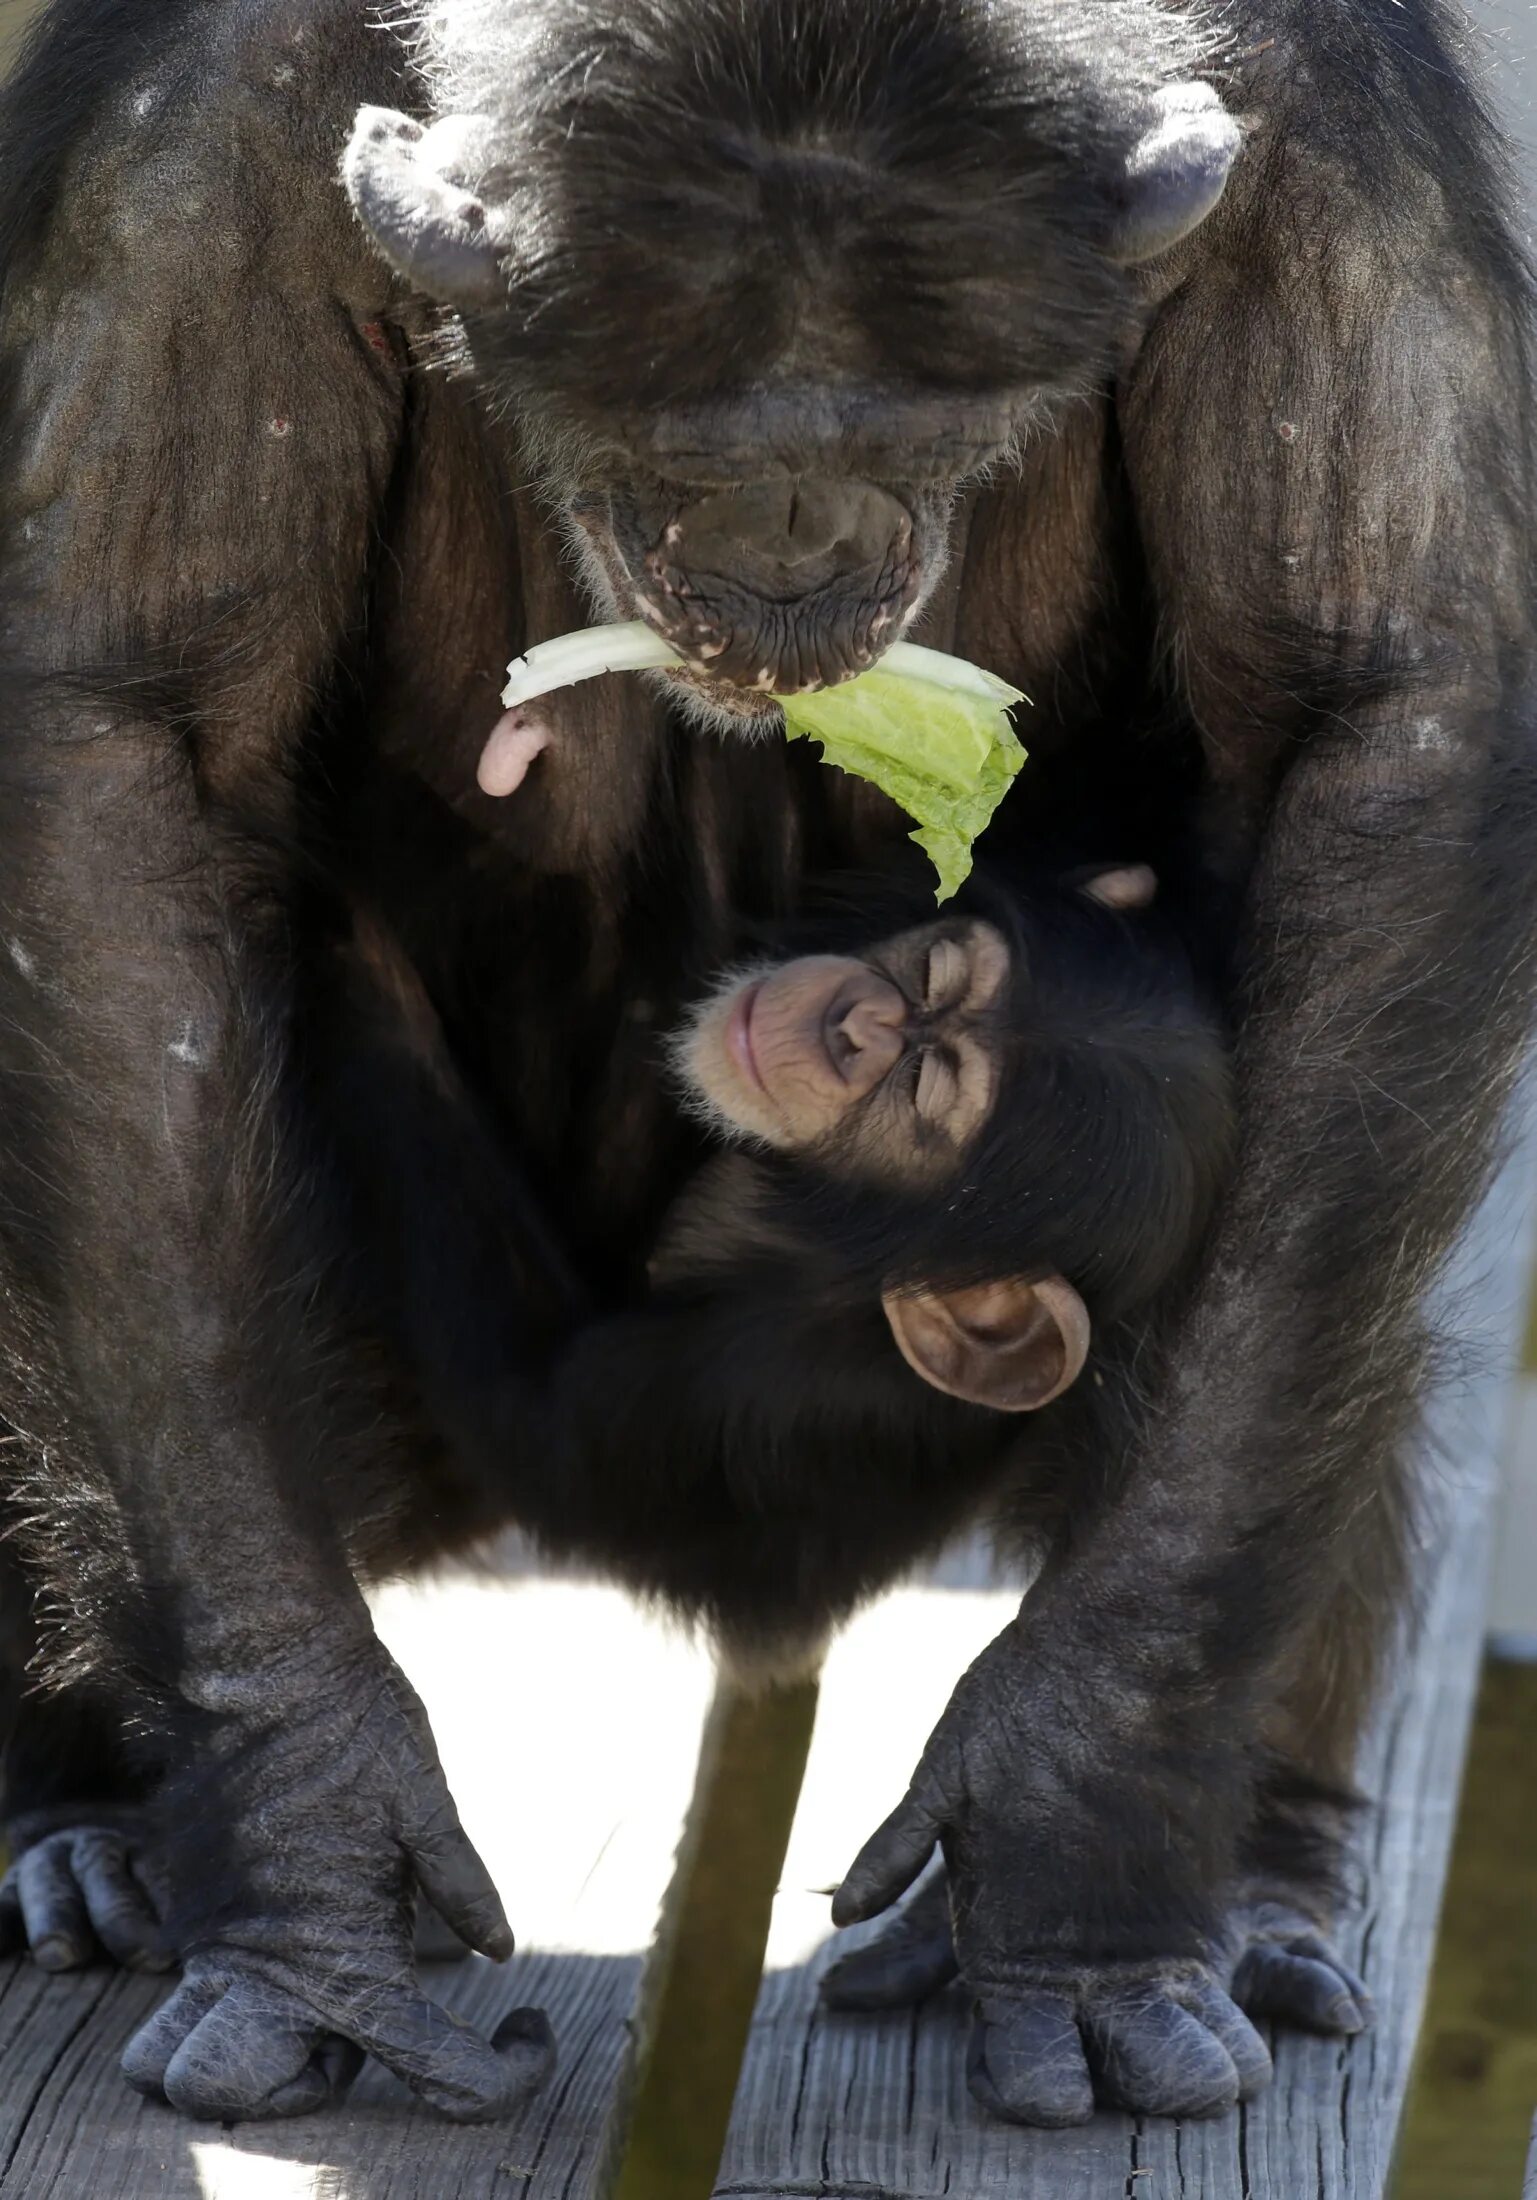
[
  {"x1": 0, "y1": 1577, "x2": 717, "y2": 2199},
  {"x1": 714, "y1": 1124, "x2": 1537, "y2": 2200},
  {"x1": 1524, "y1": 2115, "x2": 1536, "y2": 2200}
]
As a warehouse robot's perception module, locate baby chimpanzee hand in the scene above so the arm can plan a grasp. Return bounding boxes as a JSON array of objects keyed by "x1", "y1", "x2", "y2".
[
  {"x1": 121, "y1": 1635, "x2": 552, "y2": 2122},
  {"x1": 833, "y1": 1621, "x2": 1271, "y2": 2127}
]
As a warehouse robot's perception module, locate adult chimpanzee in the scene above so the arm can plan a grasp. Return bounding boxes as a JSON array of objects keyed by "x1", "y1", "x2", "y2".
[{"x1": 0, "y1": 0, "x2": 1533, "y2": 2135}]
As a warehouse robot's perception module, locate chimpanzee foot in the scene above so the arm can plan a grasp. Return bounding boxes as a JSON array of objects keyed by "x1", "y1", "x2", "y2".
[
  {"x1": 0, "y1": 1810, "x2": 172, "y2": 1973},
  {"x1": 123, "y1": 1966, "x2": 553, "y2": 2122},
  {"x1": 966, "y1": 1961, "x2": 1273, "y2": 2127},
  {"x1": 1230, "y1": 1900, "x2": 1375, "y2": 2036},
  {"x1": 820, "y1": 1867, "x2": 957, "y2": 2010}
]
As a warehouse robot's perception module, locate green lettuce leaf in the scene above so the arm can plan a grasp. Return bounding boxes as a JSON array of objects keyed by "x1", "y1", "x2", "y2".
[{"x1": 780, "y1": 667, "x2": 1027, "y2": 900}]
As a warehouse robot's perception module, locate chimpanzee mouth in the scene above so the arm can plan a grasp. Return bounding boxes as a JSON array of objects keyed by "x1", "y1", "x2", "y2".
[{"x1": 566, "y1": 476, "x2": 951, "y2": 720}]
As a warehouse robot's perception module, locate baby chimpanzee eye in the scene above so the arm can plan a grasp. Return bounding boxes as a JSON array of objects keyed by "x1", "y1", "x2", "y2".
[
  {"x1": 914, "y1": 1048, "x2": 958, "y2": 1126},
  {"x1": 925, "y1": 937, "x2": 967, "y2": 1007}
]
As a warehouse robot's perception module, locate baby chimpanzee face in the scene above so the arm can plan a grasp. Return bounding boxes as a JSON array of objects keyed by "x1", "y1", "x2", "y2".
[{"x1": 675, "y1": 917, "x2": 1014, "y2": 1181}]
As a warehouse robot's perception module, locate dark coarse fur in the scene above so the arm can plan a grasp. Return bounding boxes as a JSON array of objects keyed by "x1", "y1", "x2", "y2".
[
  {"x1": 424, "y1": 0, "x2": 1214, "y2": 411},
  {"x1": 0, "y1": 0, "x2": 1532, "y2": 2131}
]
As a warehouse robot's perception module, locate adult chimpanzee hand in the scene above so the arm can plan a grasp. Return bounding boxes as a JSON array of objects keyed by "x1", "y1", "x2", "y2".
[
  {"x1": 120, "y1": 1636, "x2": 552, "y2": 2123},
  {"x1": 833, "y1": 1620, "x2": 1271, "y2": 2127}
]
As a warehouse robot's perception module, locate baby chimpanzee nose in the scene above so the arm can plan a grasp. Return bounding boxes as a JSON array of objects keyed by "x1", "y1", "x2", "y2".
[
  {"x1": 641, "y1": 480, "x2": 918, "y2": 692},
  {"x1": 830, "y1": 983, "x2": 907, "y2": 1091}
]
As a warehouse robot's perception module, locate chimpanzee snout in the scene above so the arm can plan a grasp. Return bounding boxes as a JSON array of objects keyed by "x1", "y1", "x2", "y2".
[{"x1": 636, "y1": 479, "x2": 919, "y2": 693}]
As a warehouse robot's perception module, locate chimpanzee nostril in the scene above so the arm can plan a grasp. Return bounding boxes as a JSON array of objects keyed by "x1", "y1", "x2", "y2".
[{"x1": 662, "y1": 480, "x2": 910, "y2": 593}]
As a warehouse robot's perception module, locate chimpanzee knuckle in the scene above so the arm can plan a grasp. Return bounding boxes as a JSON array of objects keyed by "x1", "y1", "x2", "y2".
[
  {"x1": 1085, "y1": 1989, "x2": 1244, "y2": 2119},
  {"x1": 121, "y1": 1971, "x2": 228, "y2": 2098},
  {"x1": 968, "y1": 1993, "x2": 1094, "y2": 2128},
  {"x1": 159, "y1": 1977, "x2": 335, "y2": 2123}
]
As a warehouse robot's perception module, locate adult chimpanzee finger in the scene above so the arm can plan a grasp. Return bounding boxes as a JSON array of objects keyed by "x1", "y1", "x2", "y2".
[
  {"x1": 14, "y1": 1838, "x2": 95, "y2": 1970},
  {"x1": 967, "y1": 1992, "x2": 1094, "y2": 2127},
  {"x1": 1233, "y1": 1942, "x2": 1372, "y2": 2034},
  {"x1": 1085, "y1": 1991, "x2": 1242, "y2": 2119},
  {"x1": 70, "y1": 1829, "x2": 172, "y2": 1971},
  {"x1": 160, "y1": 1980, "x2": 334, "y2": 2121},
  {"x1": 120, "y1": 1974, "x2": 225, "y2": 2098},
  {"x1": 345, "y1": 1979, "x2": 554, "y2": 2121},
  {"x1": 402, "y1": 1807, "x2": 515, "y2": 1964},
  {"x1": 820, "y1": 1874, "x2": 958, "y2": 2009},
  {"x1": 831, "y1": 1791, "x2": 943, "y2": 1926},
  {"x1": 1182, "y1": 1980, "x2": 1274, "y2": 2097}
]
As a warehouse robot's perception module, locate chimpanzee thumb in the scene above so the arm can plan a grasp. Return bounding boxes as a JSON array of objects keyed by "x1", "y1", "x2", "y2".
[{"x1": 833, "y1": 1780, "x2": 946, "y2": 1927}]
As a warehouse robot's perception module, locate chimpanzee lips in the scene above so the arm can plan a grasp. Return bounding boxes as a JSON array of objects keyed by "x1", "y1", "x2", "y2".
[
  {"x1": 726, "y1": 981, "x2": 766, "y2": 1093},
  {"x1": 633, "y1": 510, "x2": 922, "y2": 695}
]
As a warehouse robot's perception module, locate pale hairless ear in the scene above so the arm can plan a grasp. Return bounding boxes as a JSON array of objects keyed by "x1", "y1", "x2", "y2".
[
  {"x1": 1080, "y1": 863, "x2": 1158, "y2": 910},
  {"x1": 881, "y1": 1276, "x2": 1090, "y2": 1412},
  {"x1": 1104, "y1": 82, "x2": 1241, "y2": 264},
  {"x1": 343, "y1": 107, "x2": 507, "y2": 309}
]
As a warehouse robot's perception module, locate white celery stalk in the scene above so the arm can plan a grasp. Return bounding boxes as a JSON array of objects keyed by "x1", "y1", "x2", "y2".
[
  {"x1": 501, "y1": 622, "x2": 1015, "y2": 710},
  {"x1": 497, "y1": 620, "x2": 1028, "y2": 900},
  {"x1": 501, "y1": 623, "x2": 683, "y2": 706}
]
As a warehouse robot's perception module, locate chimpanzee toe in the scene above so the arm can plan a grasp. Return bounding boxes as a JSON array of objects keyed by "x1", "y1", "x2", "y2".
[
  {"x1": 821, "y1": 1872, "x2": 957, "y2": 2010},
  {"x1": 1233, "y1": 1932, "x2": 1374, "y2": 2035}
]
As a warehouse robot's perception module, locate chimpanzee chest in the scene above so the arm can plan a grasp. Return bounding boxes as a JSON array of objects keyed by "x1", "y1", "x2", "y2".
[{"x1": 340, "y1": 381, "x2": 1196, "y2": 1288}]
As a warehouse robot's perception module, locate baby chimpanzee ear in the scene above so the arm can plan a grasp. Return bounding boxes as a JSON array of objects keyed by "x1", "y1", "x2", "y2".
[
  {"x1": 343, "y1": 108, "x2": 506, "y2": 309},
  {"x1": 881, "y1": 1277, "x2": 1090, "y2": 1412},
  {"x1": 1079, "y1": 863, "x2": 1158, "y2": 910}
]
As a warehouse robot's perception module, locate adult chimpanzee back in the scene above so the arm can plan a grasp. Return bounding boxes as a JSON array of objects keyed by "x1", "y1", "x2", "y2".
[{"x1": 0, "y1": 0, "x2": 1532, "y2": 2132}]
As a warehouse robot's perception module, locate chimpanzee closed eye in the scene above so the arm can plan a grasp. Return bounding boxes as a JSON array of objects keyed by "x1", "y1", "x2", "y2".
[{"x1": 677, "y1": 868, "x2": 1160, "y2": 1171}]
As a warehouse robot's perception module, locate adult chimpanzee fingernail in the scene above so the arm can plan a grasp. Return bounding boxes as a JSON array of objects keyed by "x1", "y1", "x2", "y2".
[
  {"x1": 33, "y1": 1933, "x2": 82, "y2": 1971},
  {"x1": 1330, "y1": 1994, "x2": 1366, "y2": 2032}
]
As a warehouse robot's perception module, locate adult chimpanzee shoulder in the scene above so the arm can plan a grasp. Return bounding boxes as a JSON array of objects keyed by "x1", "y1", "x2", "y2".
[{"x1": 0, "y1": 0, "x2": 1533, "y2": 2134}]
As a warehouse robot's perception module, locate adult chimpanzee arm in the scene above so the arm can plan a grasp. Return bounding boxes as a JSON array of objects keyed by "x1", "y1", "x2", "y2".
[
  {"x1": 837, "y1": 18, "x2": 1537, "y2": 2125},
  {"x1": 0, "y1": 37, "x2": 548, "y2": 2120}
]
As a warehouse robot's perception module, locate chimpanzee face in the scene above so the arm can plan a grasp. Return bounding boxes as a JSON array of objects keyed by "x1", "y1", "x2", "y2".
[
  {"x1": 343, "y1": 0, "x2": 1238, "y2": 726},
  {"x1": 672, "y1": 916, "x2": 1013, "y2": 1180}
]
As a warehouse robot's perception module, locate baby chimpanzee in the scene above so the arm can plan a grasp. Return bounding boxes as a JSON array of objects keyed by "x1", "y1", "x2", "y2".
[{"x1": 334, "y1": 858, "x2": 1233, "y2": 1668}]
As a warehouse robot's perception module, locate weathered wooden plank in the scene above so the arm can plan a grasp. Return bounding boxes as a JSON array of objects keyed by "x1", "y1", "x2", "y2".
[
  {"x1": 0, "y1": 1575, "x2": 717, "y2": 2199},
  {"x1": 716, "y1": 1124, "x2": 1537, "y2": 2200},
  {"x1": 1523, "y1": 2112, "x2": 1535, "y2": 2200}
]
